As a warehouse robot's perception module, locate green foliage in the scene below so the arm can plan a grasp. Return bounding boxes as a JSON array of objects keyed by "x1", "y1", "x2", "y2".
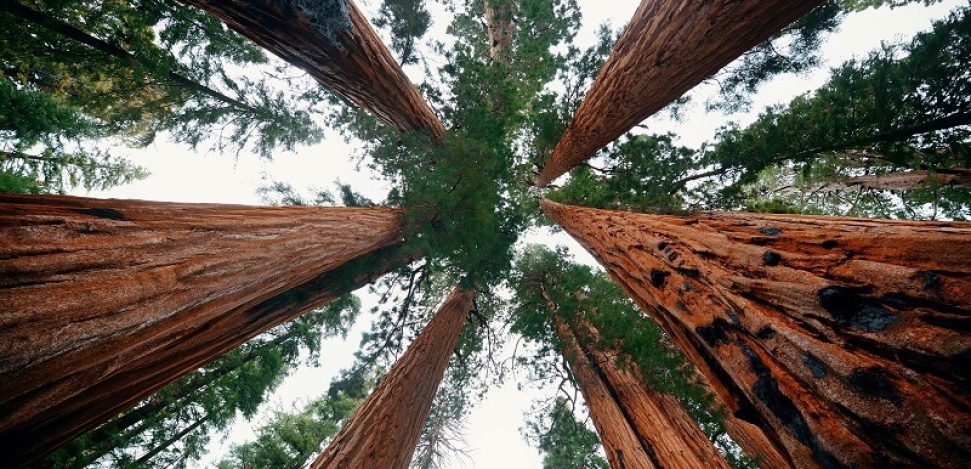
[
  {"x1": 374, "y1": 0, "x2": 432, "y2": 65},
  {"x1": 524, "y1": 398, "x2": 608, "y2": 469},
  {"x1": 548, "y1": 134, "x2": 698, "y2": 213},
  {"x1": 698, "y1": 6, "x2": 971, "y2": 217},
  {"x1": 218, "y1": 395, "x2": 361, "y2": 469},
  {"x1": 0, "y1": 0, "x2": 327, "y2": 184}
]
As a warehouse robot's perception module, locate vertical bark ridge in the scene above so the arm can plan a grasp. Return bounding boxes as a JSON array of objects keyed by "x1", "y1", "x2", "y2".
[
  {"x1": 0, "y1": 194, "x2": 408, "y2": 466},
  {"x1": 179, "y1": 0, "x2": 446, "y2": 139},
  {"x1": 535, "y1": 0, "x2": 823, "y2": 186},
  {"x1": 541, "y1": 199, "x2": 971, "y2": 468},
  {"x1": 554, "y1": 315, "x2": 659, "y2": 469},
  {"x1": 574, "y1": 318, "x2": 731, "y2": 469},
  {"x1": 312, "y1": 287, "x2": 474, "y2": 469}
]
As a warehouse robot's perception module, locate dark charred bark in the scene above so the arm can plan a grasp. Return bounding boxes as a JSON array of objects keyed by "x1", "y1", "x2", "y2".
[
  {"x1": 312, "y1": 287, "x2": 473, "y2": 469},
  {"x1": 536, "y1": 0, "x2": 823, "y2": 186},
  {"x1": 542, "y1": 199, "x2": 971, "y2": 468},
  {"x1": 178, "y1": 0, "x2": 446, "y2": 139},
  {"x1": 0, "y1": 194, "x2": 408, "y2": 467}
]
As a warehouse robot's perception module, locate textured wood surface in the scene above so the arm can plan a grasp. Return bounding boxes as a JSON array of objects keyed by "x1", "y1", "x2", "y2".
[
  {"x1": 0, "y1": 194, "x2": 405, "y2": 466},
  {"x1": 554, "y1": 315, "x2": 658, "y2": 469},
  {"x1": 543, "y1": 199, "x2": 971, "y2": 468},
  {"x1": 536, "y1": 0, "x2": 823, "y2": 186},
  {"x1": 577, "y1": 319, "x2": 730, "y2": 469},
  {"x1": 484, "y1": 0, "x2": 515, "y2": 63},
  {"x1": 180, "y1": 0, "x2": 446, "y2": 139},
  {"x1": 312, "y1": 287, "x2": 473, "y2": 469}
]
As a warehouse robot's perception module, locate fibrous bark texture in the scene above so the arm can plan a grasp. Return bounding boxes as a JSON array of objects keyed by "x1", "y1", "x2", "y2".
[
  {"x1": 542, "y1": 200, "x2": 971, "y2": 468},
  {"x1": 554, "y1": 316, "x2": 658, "y2": 469},
  {"x1": 179, "y1": 0, "x2": 446, "y2": 139},
  {"x1": 535, "y1": 0, "x2": 823, "y2": 186},
  {"x1": 0, "y1": 194, "x2": 406, "y2": 467},
  {"x1": 312, "y1": 287, "x2": 473, "y2": 469},
  {"x1": 483, "y1": 0, "x2": 516, "y2": 63},
  {"x1": 575, "y1": 319, "x2": 731, "y2": 469}
]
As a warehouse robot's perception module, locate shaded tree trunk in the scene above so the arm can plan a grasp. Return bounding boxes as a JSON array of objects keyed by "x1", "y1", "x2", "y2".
[
  {"x1": 845, "y1": 168, "x2": 971, "y2": 191},
  {"x1": 542, "y1": 199, "x2": 971, "y2": 468},
  {"x1": 575, "y1": 318, "x2": 731, "y2": 469},
  {"x1": 312, "y1": 287, "x2": 473, "y2": 468},
  {"x1": 483, "y1": 0, "x2": 516, "y2": 64},
  {"x1": 179, "y1": 0, "x2": 446, "y2": 140},
  {"x1": 553, "y1": 315, "x2": 658, "y2": 469},
  {"x1": 535, "y1": 0, "x2": 823, "y2": 186},
  {"x1": 0, "y1": 194, "x2": 408, "y2": 467}
]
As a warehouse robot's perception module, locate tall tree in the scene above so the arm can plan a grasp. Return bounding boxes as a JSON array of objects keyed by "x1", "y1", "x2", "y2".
[
  {"x1": 535, "y1": 0, "x2": 823, "y2": 186},
  {"x1": 0, "y1": 194, "x2": 407, "y2": 466},
  {"x1": 311, "y1": 287, "x2": 473, "y2": 468},
  {"x1": 553, "y1": 315, "x2": 659, "y2": 469},
  {"x1": 542, "y1": 199, "x2": 971, "y2": 468},
  {"x1": 179, "y1": 0, "x2": 446, "y2": 139},
  {"x1": 510, "y1": 246, "x2": 760, "y2": 468}
]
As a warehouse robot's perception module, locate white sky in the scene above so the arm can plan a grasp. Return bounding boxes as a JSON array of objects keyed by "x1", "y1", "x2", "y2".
[{"x1": 72, "y1": 0, "x2": 964, "y2": 467}]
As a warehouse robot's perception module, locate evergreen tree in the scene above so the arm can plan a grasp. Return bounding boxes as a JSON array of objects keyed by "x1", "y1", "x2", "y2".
[
  {"x1": 524, "y1": 398, "x2": 608, "y2": 469},
  {"x1": 0, "y1": 0, "x2": 325, "y2": 190}
]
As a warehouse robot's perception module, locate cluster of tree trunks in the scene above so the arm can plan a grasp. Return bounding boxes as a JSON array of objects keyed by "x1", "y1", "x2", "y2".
[
  {"x1": 312, "y1": 287, "x2": 473, "y2": 468},
  {"x1": 542, "y1": 199, "x2": 971, "y2": 468},
  {"x1": 178, "y1": 0, "x2": 446, "y2": 140},
  {"x1": 536, "y1": 0, "x2": 823, "y2": 186},
  {"x1": 553, "y1": 313, "x2": 730, "y2": 469},
  {"x1": 0, "y1": 194, "x2": 408, "y2": 466}
]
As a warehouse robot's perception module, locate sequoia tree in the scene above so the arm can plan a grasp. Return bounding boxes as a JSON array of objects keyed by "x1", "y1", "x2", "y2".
[
  {"x1": 542, "y1": 199, "x2": 971, "y2": 468},
  {"x1": 179, "y1": 0, "x2": 446, "y2": 139},
  {"x1": 0, "y1": 194, "x2": 408, "y2": 466},
  {"x1": 311, "y1": 287, "x2": 473, "y2": 468},
  {"x1": 535, "y1": 0, "x2": 824, "y2": 186}
]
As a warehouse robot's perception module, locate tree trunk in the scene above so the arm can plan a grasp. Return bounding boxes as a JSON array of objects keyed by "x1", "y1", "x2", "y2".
[
  {"x1": 179, "y1": 0, "x2": 446, "y2": 140},
  {"x1": 0, "y1": 194, "x2": 408, "y2": 467},
  {"x1": 312, "y1": 287, "x2": 473, "y2": 469},
  {"x1": 483, "y1": 0, "x2": 516, "y2": 64},
  {"x1": 542, "y1": 199, "x2": 971, "y2": 468},
  {"x1": 553, "y1": 315, "x2": 659, "y2": 469},
  {"x1": 535, "y1": 0, "x2": 823, "y2": 186},
  {"x1": 575, "y1": 318, "x2": 731, "y2": 469},
  {"x1": 846, "y1": 168, "x2": 971, "y2": 191}
]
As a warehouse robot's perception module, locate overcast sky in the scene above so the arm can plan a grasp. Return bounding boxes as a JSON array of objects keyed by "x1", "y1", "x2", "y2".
[{"x1": 73, "y1": 0, "x2": 964, "y2": 466}]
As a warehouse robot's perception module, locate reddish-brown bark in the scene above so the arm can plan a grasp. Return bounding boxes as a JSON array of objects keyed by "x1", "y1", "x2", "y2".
[
  {"x1": 576, "y1": 319, "x2": 731, "y2": 469},
  {"x1": 536, "y1": 0, "x2": 823, "y2": 186},
  {"x1": 542, "y1": 199, "x2": 971, "y2": 468},
  {"x1": 554, "y1": 315, "x2": 658, "y2": 469},
  {"x1": 0, "y1": 194, "x2": 407, "y2": 466},
  {"x1": 312, "y1": 287, "x2": 473, "y2": 469},
  {"x1": 179, "y1": 0, "x2": 446, "y2": 139}
]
